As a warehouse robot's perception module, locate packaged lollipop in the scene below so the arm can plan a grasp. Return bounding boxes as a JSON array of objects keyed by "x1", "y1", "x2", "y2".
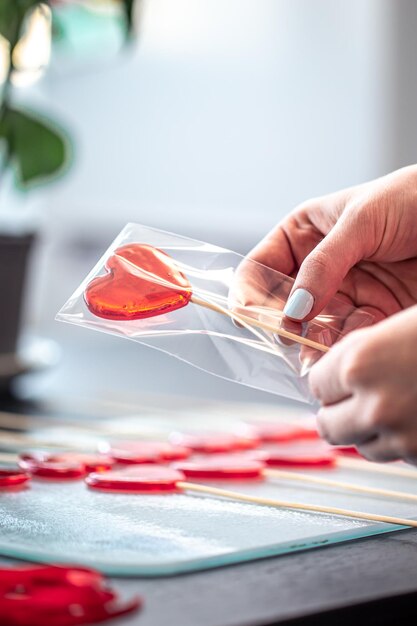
[{"x1": 56, "y1": 224, "x2": 374, "y2": 404}]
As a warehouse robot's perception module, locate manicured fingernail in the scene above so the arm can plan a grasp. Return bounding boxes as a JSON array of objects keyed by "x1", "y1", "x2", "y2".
[{"x1": 283, "y1": 289, "x2": 314, "y2": 320}]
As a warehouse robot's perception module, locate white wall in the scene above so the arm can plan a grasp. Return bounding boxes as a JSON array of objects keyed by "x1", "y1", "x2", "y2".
[{"x1": 39, "y1": 0, "x2": 403, "y2": 249}]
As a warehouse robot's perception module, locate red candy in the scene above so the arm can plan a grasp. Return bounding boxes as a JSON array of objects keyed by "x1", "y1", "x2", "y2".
[
  {"x1": 99, "y1": 440, "x2": 191, "y2": 464},
  {"x1": 0, "y1": 468, "x2": 30, "y2": 489},
  {"x1": 57, "y1": 453, "x2": 116, "y2": 473},
  {"x1": 173, "y1": 455, "x2": 264, "y2": 480},
  {"x1": 0, "y1": 564, "x2": 141, "y2": 625},
  {"x1": 169, "y1": 432, "x2": 259, "y2": 454},
  {"x1": 18, "y1": 452, "x2": 115, "y2": 479},
  {"x1": 84, "y1": 243, "x2": 192, "y2": 321},
  {"x1": 257, "y1": 441, "x2": 337, "y2": 468},
  {"x1": 19, "y1": 453, "x2": 86, "y2": 480},
  {"x1": 244, "y1": 421, "x2": 319, "y2": 443},
  {"x1": 335, "y1": 446, "x2": 364, "y2": 458},
  {"x1": 86, "y1": 465, "x2": 186, "y2": 493}
]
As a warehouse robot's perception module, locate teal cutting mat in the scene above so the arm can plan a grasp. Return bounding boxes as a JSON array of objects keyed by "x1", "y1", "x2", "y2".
[{"x1": 0, "y1": 465, "x2": 416, "y2": 577}]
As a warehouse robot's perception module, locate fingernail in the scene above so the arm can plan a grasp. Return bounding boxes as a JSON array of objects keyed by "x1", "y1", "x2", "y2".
[{"x1": 283, "y1": 289, "x2": 314, "y2": 320}]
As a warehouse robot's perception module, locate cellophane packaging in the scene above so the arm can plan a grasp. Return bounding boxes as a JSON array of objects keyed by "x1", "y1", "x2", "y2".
[{"x1": 56, "y1": 224, "x2": 374, "y2": 404}]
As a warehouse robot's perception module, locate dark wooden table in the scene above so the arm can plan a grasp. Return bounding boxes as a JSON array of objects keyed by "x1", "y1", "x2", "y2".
[{"x1": 3, "y1": 328, "x2": 417, "y2": 626}]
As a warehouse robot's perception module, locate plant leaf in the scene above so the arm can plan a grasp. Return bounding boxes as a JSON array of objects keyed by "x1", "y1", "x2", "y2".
[
  {"x1": 120, "y1": 0, "x2": 136, "y2": 39},
  {"x1": 0, "y1": 106, "x2": 71, "y2": 187},
  {"x1": 0, "y1": 0, "x2": 41, "y2": 48}
]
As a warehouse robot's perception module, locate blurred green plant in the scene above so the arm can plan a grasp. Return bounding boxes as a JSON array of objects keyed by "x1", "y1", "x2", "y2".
[{"x1": 0, "y1": 0, "x2": 135, "y2": 189}]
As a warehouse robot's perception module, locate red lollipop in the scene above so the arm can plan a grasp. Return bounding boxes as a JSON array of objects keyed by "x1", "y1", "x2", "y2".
[
  {"x1": 83, "y1": 242, "x2": 329, "y2": 353},
  {"x1": 99, "y1": 440, "x2": 191, "y2": 464},
  {"x1": 0, "y1": 564, "x2": 142, "y2": 625},
  {"x1": 84, "y1": 243, "x2": 192, "y2": 321},
  {"x1": 0, "y1": 468, "x2": 30, "y2": 489},
  {"x1": 19, "y1": 452, "x2": 115, "y2": 479},
  {"x1": 244, "y1": 421, "x2": 319, "y2": 443},
  {"x1": 169, "y1": 431, "x2": 259, "y2": 454},
  {"x1": 173, "y1": 456, "x2": 264, "y2": 480},
  {"x1": 83, "y1": 463, "x2": 417, "y2": 528},
  {"x1": 86, "y1": 465, "x2": 186, "y2": 493},
  {"x1": 335, "y1": 446, "x2": 364, "y2": 458},
  {"x1": 57, "y1": 453, "x2": 116, "y2": 473},
  {"x1": 257, "y1": 441, "x2": 337, "y2": 468},
  {"x1": 19, "y1": 452, "x2": 87, "y2": 480}
]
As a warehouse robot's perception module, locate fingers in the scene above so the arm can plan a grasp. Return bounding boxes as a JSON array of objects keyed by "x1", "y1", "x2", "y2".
[
  {"x1": 244, "y1": 222, "x2": 297, "y2": 278},
  {"x1": 284, "y1": 215, "x2": 367, "y2": 321},
  {"x1": 228, "y1": 225, "x2": 295, "y2": 314},
  {"x1": 356, "y1": 436, "x2": 401, "y2": 463},
  {"x1": 317, "y1": 397, "x2": 377, "y2": 446},
  {"x1": 309, "y1": 331, "x2": 365, "y2": 405}
]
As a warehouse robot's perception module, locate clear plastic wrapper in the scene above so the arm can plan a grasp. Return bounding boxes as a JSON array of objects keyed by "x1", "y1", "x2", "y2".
[{"x1": 56, "y1": 224, "x2": 374, "y2": 404}]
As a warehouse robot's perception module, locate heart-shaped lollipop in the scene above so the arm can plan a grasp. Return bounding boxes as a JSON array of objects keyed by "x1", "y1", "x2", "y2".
[
  {"x1": 84, "y1": 242, "x2": 328, "y2": 352},
  {"x1": 84, "y1": 243, "x2": 192, "y2": 321}
]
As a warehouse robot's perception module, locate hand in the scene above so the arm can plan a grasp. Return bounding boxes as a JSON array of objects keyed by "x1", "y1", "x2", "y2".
[
  {"x1": 311, "y1": 306, "x2": 417, "y2": 464},
  {"x1": 234, "y1": 165, "x2": 417, "y2": 324},
  {"x1": 233, "y1": 165, "x2": 417, "y2": 463}
]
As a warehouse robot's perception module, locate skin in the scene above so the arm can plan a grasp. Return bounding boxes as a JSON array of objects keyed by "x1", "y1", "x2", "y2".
[{"x1": 242, "y1": 165, "x2": 417, "y2": 464}]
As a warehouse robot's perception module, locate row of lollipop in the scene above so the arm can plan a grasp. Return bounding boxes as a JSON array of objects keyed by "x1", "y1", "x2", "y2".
[{"x1": 2, "y1": 422, "x2": 417, "y2": 529}]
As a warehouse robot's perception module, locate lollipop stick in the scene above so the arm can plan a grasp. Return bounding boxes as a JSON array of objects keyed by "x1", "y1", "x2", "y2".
[
  {"x1": 338, "y1": 457, "x2": 417, "y2": 479},
  {"x1": 178, "y1": 481, "x2": 417, "y2": 527},
  {"x1": 264, "y1": 468, "x2": 417, "y2": 503},
  {"x1": 0, "y1": 411, "x2": 164, "y2": 440},
  {"x1": 191, "y1": 295, "x2": 329, "y2": 353},
  {"x1": 0, "y1": 451, "x2": 18, "y2": 463},
  {"x1": 0, "y1": 431, "x2": 92, "y2": 451}
]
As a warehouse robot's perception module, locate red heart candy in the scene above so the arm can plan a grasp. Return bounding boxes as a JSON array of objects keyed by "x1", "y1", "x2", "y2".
[
  {"x1": 99, "y1": 440, "x2": 191, "y2": 464},
  {"x1": 84, "y1": 243, "x2": 192, "y2": 321},
  {"x1": 255, "y1": 441, "x2": 336, "y2": 468},
  {"x1": 169, "y1": 432, "x2": 259, "y2": 454},
  {"x1": 243, "y1": 421, "x2": 319, "y2": 443},
  {"x1": 18, "y1": 452, "x2": 86, "y2": 480},
  {"x1": 85, "y1": 465, "x2": 185, "y2": 493},
  {"x1": 172, "y1": 455, "x2": 264, "y2": 480},
  {"x1": 0, "y1": 468, "x2": 30, "y2": 489}
]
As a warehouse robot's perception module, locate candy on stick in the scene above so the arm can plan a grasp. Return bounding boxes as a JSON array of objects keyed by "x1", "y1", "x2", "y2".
[
  {"x1": 0, "y1": 564, "x2": 142, "y2": 626},
  {"x1": 3, "y1": 426, "x2": 417, "y2": 482},
  {"x1": 242, "y1": 421, "x2": 320, "y2": 443},
  {"x1": 83, "y1": 243, "x2": 329, "y2": 353},
  {"x1": 254, "y1": 441, "x2": 337, "y2": 469},
  {"x1": 4, "y1": 437, "x2": 417, "y2": 508},
  {"x1": 85, "y1": 464, "x2": 417, "y2": 528},
  {"x1": 168, "y1": 431, "x2": 259, "y2": 454},
  {"x1": 98, "y1": 440, "x2": 191, "y2": 464},
  {"x1": 18, "y1": 452, "x2": 115, "y2": 479},
  {"x1": 0, "y1": 468, "x2": 30, "y2": 488},
  {"x1": 173, "y1": 455, "x2": 417, "y2": 505}
]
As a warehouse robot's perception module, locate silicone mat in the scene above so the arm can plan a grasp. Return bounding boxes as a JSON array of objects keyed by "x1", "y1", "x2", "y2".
[{"x1": 0, "y1": 466, "x2": 416, "y2": 577}]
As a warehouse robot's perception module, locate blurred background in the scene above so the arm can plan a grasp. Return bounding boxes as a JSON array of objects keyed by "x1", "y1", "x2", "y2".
[{"x1": 1, "y1": 0, "x2": 417, "y2": 413}]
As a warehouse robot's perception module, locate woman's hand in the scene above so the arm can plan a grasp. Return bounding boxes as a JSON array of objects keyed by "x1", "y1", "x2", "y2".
[
  {"x1": 235, "y1": 165, "x2": 417, "y2": 463},
  {"x1": 311, "y1": 306, "x2": 417, "y2": 464},
  {"x1": 238, "y1": 165, "x2": 417, "y2": 323}
]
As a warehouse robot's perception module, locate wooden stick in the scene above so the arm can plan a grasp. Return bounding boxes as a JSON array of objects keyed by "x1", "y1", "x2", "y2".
[
  {"x1": 0, "y1": 451, "x2": 18, "y2": 463},
  {"x1": 0, "y1": 412, "x2": 103, "y2": 434},
  {"x1": 264, "y1": 468, "x2": 417, "y2": 503},
  {"x1": 0, "y1": 432, "x2": 92, "y2": 451},
  {"x1": 191, "y1": 295, "x2": 329, "y2": 353},
  {"x1": 178, "y1": 481, "x2": 417, "y2": 527},
  {"x1": 0, "y1": 411, "x2": 164, "y2": 440},
  {"x1": 338, "y1": 457, "x2": 417, "y2": 479}
]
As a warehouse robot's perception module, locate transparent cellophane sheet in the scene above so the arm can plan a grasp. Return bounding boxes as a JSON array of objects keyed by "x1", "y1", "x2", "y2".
[{"x1": 56, "y1": 224, "x2": 374, "y2": 404}]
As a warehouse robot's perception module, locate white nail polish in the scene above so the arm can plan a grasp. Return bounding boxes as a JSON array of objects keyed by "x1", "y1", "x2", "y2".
[{"x1": 283, "y1": 289, "x2": 314, "y2": 320}]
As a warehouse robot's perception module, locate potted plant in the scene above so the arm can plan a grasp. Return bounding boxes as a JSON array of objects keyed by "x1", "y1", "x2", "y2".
[{"x1": 0, "y1": 0, "x2": 136, "y2": 394}]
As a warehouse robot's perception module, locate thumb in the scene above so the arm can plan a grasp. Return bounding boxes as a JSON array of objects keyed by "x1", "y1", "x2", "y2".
[{"x1": 283, "y1": 220, "x2": 365, "y2": 321}]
